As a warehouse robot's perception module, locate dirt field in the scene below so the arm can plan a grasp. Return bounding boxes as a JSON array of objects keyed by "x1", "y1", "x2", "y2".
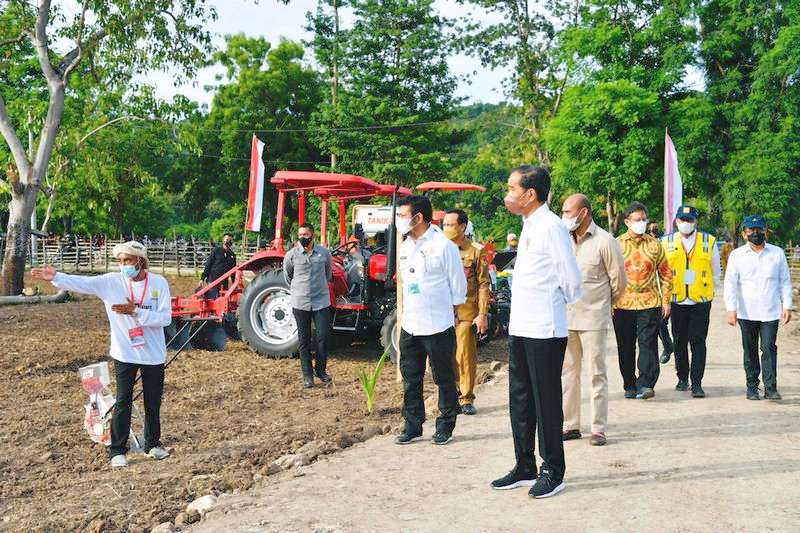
[{"x1": 0, "y1": 275, "x2": 504, "y2": 532}]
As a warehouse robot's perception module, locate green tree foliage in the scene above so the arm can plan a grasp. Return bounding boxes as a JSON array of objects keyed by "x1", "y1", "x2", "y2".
[
  {"x1": 546, "y1": 81, "x2": 662, "y2": 233},
  {"x1": 307, "y1": 0, "x2": 465, "y2": 185},
  {"x1": 697, "y1": 0, "x2": 800, "y2": 242},
  {"x1": 187, "y1": 36, "x2": 325, "y2": 237}
]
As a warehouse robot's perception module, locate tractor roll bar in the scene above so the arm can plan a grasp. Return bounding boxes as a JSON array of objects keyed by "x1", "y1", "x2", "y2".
[{"x1": 269, "y1": 171, "x2": 411, "y2": 249}]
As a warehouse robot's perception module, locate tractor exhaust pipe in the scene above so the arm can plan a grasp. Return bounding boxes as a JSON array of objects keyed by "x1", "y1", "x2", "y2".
[{"x1": 385, "y1": 185, "x2": 399, "y2": 287}]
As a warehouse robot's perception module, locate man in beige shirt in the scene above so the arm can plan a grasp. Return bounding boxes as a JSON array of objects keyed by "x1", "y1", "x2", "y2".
[{"x1": 560, "y1": 194, "x2": 627, "y2": 446}]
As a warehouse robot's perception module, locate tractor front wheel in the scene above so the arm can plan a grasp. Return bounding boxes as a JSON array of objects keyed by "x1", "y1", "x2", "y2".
[
  {"x1": 379, "y1": 309, "x2": 399, "y2": 364},
  {"x1": 237, "y1": 270, "x2": 299, "y2": 358}
]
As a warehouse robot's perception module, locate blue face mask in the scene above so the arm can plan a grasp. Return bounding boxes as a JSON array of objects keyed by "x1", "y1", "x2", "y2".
[{"x1": 120, "y1": 264, "x2": 140, "y2": 279}]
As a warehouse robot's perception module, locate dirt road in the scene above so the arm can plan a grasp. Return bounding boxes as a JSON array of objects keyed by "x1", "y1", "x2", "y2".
[{"x1": 195, "y1": 298, "x2": 800, "y2": 533}]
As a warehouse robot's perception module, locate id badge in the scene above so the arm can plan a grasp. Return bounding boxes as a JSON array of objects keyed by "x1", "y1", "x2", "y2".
[
  {"x1": 408, "y1": 282, "x2": 421, "y2": 295},
  {"x1": 683, "y1": 269, "x2": 696, "y2": 284},
  {"x1": 128, "y1": 326, "x2": 145, "y2": 349}
]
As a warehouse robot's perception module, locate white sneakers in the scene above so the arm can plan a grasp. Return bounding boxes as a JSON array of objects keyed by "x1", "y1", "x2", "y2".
[
  {"x1": 147, "y1": 447, "x2": 170, "y2": 460},
  {"x1": 110, "y1": 447, "x2": 169, "y2": 467}
]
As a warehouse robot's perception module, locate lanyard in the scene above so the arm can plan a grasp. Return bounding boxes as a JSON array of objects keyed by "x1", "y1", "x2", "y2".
[
  {"x1": 128, "y1": 272, "x2": 149, "y2": 308},
  {"x1": 681, "y1": 235, "x2": 697, "y2": 260}
]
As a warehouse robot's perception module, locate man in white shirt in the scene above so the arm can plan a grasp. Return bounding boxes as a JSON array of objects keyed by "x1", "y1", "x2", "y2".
[
  {"x1": 491, "y1": 166, "x2": 583, "y2": 499},
  {"x1": 661, "y1": 205, "x2": 721, "y2": 398},
  {"x1": 724, "y1": 215, "x2": 792, "y2": 400},
  {"x1": 394, "y1": 195, "x2": 467, "y2": 446},
  {"x1": 31, "y1": 241, "x2": 173, "y2": 467}
]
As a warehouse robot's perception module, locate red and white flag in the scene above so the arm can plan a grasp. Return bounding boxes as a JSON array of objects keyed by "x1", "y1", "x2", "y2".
[
  {"x1": 664, "y1": 129, "x2": 683, "y2": 231},
  {"x1": 246, "y1": 134, "x2": 265, "y2": 232}
]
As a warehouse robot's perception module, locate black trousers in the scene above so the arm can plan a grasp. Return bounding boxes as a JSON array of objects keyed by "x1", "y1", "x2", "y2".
[
  {"x1": 738, "y1": 319, "x2": 779, "y2": 391},
  {"x1": 671, "y1": 302, "x2": 711, "y2": 385},
  {"x1": 659, "y1": 317, "x2": 674, "y2": 355},
  {"x1": 399, "y1": 327, "x2": 459, "y2": 436},
  {"x1": 613, "y1": 307, "x2": 661, "y2": 390},
  {"x1": 293, "y1": 306, "x2": 331, "y2": 378},
  {"x1": 508, "y1": 335, "x2": 567, "y2": 480},
  {"x1": 111, "y1": 360, "x2": 165, "y2": 458}
]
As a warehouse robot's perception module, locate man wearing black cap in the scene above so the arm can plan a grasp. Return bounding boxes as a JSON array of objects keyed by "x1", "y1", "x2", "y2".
[
  {"x1": 724, "y1": 215, "x2": 792, "y2": 400},
  {"x1": 661, "y1": 205, "x2": 721, "y2": 397}
]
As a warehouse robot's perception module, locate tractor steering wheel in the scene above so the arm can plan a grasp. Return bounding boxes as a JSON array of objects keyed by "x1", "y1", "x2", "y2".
[{"x1": 330, "y1": 241, "x2": 360, "y2": 258}]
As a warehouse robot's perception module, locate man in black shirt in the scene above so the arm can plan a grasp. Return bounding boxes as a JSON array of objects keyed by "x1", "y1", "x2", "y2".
[{"x1": 202, "y1": 233, "x2": 237, "y2": 299}]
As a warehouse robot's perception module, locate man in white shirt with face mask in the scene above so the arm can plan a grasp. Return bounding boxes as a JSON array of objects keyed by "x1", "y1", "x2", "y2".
[
  {"x1": 394, "y1": 195, "x2": 467, "y2": 446},
  {"x1": 491, "y1": 165, "x2": 582, "y2": 499},
  {"x1": 32, "y1": 241, "x2": 173, "y2": 468},
  {"x1": 661, "y1": 205, "x2": 721, "y2": 398}
]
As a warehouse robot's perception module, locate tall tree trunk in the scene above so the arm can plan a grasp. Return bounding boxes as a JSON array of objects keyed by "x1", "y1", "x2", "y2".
[
  {"x1": 0, "y1": 82, "x2": 65, "y2": 295},
  {"x1": 2, "y1": 189, "x2": 37, "y2": 295}
]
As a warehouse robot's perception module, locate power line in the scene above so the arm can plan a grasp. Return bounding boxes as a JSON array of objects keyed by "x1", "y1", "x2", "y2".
[{"x1": 180, "y1": 151, "x2": 478, "y2": 164}]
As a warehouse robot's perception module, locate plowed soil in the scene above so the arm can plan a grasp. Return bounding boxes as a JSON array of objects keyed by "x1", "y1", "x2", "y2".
[{"x1": 0, "y1": 275, "x2": 505, "y2": 532}]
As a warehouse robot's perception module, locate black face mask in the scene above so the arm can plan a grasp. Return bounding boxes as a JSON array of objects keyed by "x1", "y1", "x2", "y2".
[
  {"x1": 747, "y1": 231, "x2": 765, "y2": 246},
  {"x1": 223, "y1": 240, "x2": 233, "y2": 248},
  {"x1": 299, "y1": 236, "x2": 313, "y2": 248}
]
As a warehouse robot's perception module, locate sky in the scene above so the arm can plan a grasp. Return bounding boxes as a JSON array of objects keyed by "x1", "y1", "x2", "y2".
[
  {"x1": 144, "y1": 0, "x2": 514, "y2": 109},
  {"x1": 58, "y1": 0, "x2": 703, "y2": 109}
]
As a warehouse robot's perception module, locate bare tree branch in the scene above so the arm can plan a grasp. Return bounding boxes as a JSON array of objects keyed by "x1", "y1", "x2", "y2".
[
  {"x1": 77, "y1": 115, "x2": 146, "y2": 145},
  {"x1": 0, "y1": 33, "x2": 26, "y2": 48},
  {"x1": 30, "y1": 84, "x2": 65, "y2": 187},
  {"x1": 57, "y1": 27, "x2": 107, "y2": 75},
  {"x1": 552, "y1": 63, "x2": 571, "y2": 116},
  {"x1": 0, "y1": 93, "x2": 31, "y2": 185},
  {"x1": 62, "y1": 1, "x2": 89, "y2": 80},
  {"x1": 31, "y1": 0, "x2": 60, "y2": 84}
]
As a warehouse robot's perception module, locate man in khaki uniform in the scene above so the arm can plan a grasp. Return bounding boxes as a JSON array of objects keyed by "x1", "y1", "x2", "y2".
[
  {"x1": 442, "y1": 209, "x2": 491, "y2": 415},
  {"x1": 560, "y1": 194, "x2": 627, "y2": 446}
]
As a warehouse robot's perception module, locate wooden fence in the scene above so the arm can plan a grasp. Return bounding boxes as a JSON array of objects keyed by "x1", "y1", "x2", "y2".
[
  {"x1": 0, "y1": 236, "x2": 265, "y2": 276},
  {"x1": 2, "y1": 236, "x2": 800, "y2": 282}
]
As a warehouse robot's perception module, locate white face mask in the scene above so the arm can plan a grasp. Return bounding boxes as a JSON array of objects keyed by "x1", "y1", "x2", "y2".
[
  {"x1": 561, "y1": 209, "x2": 585, "y2": 233},
  {"x1": 562, "y1": 216, "x2": 579, "y2": 232},
  {"x1": 395, "y1": 214, "x2": 415, "y2": 236},
  {"x1": 676, "y1": 221, "x2": 696, "y2": 235},
  {"x1": 629, "y1": 219, "x2": 648, "y2": 235}
]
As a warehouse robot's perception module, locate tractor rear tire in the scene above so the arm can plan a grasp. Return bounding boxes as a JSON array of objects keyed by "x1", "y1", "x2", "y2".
[
  {"x1": 237, "y1": 270, "x2": 299, "y2": 358},
  {"x1": 380, "y1": 309, "x2": 399, "y2": 364}
]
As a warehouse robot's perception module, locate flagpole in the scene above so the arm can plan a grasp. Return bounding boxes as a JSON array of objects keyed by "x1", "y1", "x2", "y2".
[{"x1": 242, "y1": 202, "x2": 249, "y2": 260}]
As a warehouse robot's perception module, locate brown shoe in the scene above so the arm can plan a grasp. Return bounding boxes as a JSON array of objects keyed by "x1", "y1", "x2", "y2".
[
  {"x1": 562, "y1": 429, "x2": 582, "y2": 441},
  {"x1": 590, "y1": 433, "x2": 607, "y2": 446}
]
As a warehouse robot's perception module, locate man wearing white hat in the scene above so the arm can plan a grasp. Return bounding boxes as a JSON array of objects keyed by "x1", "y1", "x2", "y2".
[
  {"x1": 32, "y1": 241, "x2": 173, "y2": 468},
  {"x1": 504, "y1": 233, "x2": 518, "y2": 252}
]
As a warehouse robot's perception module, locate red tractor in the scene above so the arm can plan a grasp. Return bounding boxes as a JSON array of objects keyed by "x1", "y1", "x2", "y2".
[{"x1": 167, "y1": 171, "x2": 498, "y2": 361}]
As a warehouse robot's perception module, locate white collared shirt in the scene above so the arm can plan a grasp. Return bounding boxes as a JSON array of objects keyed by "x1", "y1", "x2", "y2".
[
  {"x1": 676, "y1": 231, "x2": 722, "y2": 306},
  {"x1": 510, "y1": 204, "x2": 583, "y2": 339},
  {"x1": 724, "y1": 243, "x2": 792, "y2": 321},
  {"x1": 399, "y1": 225, "x2": 467, "y2": 335}
]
